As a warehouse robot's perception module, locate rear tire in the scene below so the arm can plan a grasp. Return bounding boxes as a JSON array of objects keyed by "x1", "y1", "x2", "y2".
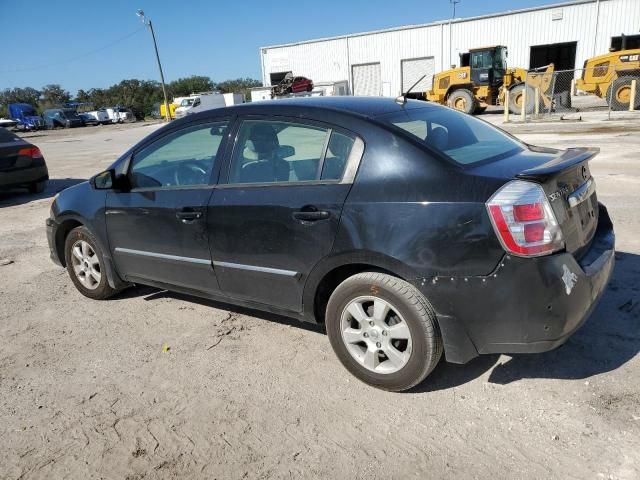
[
  {"x1": 326, "y1": 272, "x2": 443, "y2": 392},
  {"x1": 28, "y1": 180, "x2": 46, "y2": 194},
  {"x1": 64, "y1": 226, "x2": 119, "y2": 300},
  {"x1": 447, "y1": 89, "x2": 477, "y2": 114},
  {"x1": 606, "y1": 77, "x2": 640, "y2": 111}
]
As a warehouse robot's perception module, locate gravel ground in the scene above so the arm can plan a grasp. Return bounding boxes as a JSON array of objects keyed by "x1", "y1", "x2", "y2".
[{"x1": 0, "y1": 117, "x2": 639, "y2": 480}]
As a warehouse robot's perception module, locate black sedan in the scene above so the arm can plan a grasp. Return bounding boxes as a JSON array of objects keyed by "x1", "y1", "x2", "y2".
[
  {"x1": 0, "y1": 127, "x2": 49, "y2": 193},
  {"x1": 45, "y1": 98, "x2": 614, "y2": 391}
]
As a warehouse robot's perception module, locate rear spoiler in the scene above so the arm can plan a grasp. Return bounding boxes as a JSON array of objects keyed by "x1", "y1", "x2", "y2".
[{"x1": 516, "y1": 147, "x2": 599, "y2": 182}]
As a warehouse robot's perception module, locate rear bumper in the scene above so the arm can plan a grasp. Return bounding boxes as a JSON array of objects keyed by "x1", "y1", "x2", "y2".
[
  {"x1": 0, "y1": 164, "x2": 48, "y2": 188},
  {"x1": 413, "y1": 203, "x2": 615, "y2": 364}
]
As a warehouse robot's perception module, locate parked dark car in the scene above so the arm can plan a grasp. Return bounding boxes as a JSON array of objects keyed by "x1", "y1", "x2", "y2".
[
  {"x1": 42, "y1": 108, "x2": 84, "y2": 129},
  {"x1": 46, "y1": 98, "x2": 614, "y2": 391},
  {"x1": 0, "y1": 127, "x2": 48, "y2": 193},
  {"x1": 79, "y1": 113, "x2": 100, "y2": 126}
]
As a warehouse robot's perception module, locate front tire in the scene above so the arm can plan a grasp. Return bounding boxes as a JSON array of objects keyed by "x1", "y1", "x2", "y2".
[
  {"x1": 447, "y1": 89, "x2": 477, "y2": 114},
  {"x1": 508, "y1": 84, "x2": 536, "y2": 115},
  {"x1": 64, "y1": 226, "x2": 118, "y2": 300},
  {"x1": 326, "y1": 272, "x2": 443, "y2": 392}
]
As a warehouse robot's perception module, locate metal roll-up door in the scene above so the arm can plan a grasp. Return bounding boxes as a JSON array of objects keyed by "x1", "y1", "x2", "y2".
[
  {"x1": 401, "y1": 57, "x2": 435, "y2": 93},
  {"x1": 352, "y1": 63, "x2": 382, "y2": 96}
]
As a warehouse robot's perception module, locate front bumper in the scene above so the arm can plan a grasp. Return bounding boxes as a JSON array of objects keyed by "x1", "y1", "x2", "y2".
[
  {"x1": 46, "y1": 217, "x2": 63, "y2": 266},
  {"x1": 413, "y1": 203, "x2": 615, "y2": 364}
]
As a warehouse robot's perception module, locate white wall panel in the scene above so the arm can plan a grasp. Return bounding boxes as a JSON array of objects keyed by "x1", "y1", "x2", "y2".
[
  {"x1": 261, "y1": 0, "x2": 638, "y2": 96},
  {"x1": 262, "y1": 37, "x2": 349, "y2": 86}
]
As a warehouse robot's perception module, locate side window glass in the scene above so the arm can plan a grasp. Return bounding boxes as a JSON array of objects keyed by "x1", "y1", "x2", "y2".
[
  {"x1": 129, "y1": 122, "x2": 228, "y2": 189},
  {"x1": 228, "y1": 120, "x2": 329, "y2": 184},
  {"x1": 321, "y1": 131, "x2": 355, "y2": 180}
]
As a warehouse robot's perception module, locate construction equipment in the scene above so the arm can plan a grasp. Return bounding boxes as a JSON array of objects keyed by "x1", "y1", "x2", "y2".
[
  {"x1": 425, "y1": 46, "x2": 556, "y2": 115},
  {"x1": 575, "y1": 46, "x2": 640, "y2": 110}
]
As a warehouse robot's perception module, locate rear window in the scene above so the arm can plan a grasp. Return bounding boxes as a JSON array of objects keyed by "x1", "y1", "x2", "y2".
[{"x1": 378, "y1": 106, "x2": 523, "y2": 165}]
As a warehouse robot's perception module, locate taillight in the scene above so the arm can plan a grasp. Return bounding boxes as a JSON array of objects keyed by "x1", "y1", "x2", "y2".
[
  {"x1": 486, "y1": 180, "x2": 564, "y2": 257},
  {"x1": 18, "y1": 147, "x2": 43, "y2": 159}
]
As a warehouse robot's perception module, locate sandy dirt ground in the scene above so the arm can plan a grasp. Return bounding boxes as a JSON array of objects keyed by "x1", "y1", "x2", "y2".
[{"x1": 0, "y1": 116, "x2": 639, "y2": 480}]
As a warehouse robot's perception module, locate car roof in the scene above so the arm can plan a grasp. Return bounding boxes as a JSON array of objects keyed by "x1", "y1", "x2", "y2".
[{"x1": 186, "y1": 96, "x2": 440, "y2": 122}]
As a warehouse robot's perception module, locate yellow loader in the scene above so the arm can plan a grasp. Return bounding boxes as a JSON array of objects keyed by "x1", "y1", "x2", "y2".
[
  {"x1": 575, "y1": 48, "x2": 640, "y2": 110},
  {"x1": 425, "y1": 46, "x2": 557, "y2": 115}
]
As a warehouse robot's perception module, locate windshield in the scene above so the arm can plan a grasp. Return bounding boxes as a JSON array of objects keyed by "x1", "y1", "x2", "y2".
[
  {"x1": 181, "y1": 99, "x2": 196, "y2": 107},
  {"x1": 378, "y1": 106, "x2": 524, "y2": 165}
]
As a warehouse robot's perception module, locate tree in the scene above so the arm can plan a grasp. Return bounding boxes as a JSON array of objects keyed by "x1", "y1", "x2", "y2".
[
  {"x1": 215, "y1": 77, "x2": 262, "y2": 101},
  {"x1": 0, "y1": 87, "x2": 41, "y2": 107},
  {"x1": 167, "y1": 75, "x2": 214, "y2": 97},
  {"x1": 40, "y1": 84, "x2": 71, "y2": 108}
]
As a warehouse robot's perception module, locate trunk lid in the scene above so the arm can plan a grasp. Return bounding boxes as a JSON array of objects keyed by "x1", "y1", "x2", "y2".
[
  {"x1": 471, "y1": 146, "x2": 600, "y2": 257},
  {"x1": 0, "y1": 137, "x2": 32, "y2": 172},
  {"x1": 517, "y1": 147, "x2": 599, "y2": 258}
]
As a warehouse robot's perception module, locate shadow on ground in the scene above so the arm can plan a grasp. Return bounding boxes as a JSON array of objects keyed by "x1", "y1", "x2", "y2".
[
  {"x1": 110, "y1": 251, "x2": 639, "y2": 392},
  {"x1": 0, "y1": 178, "x2": 85, "y2": 208},
  {"x1": 114, "y1": 285, "x2": 325, "y2": 335}
]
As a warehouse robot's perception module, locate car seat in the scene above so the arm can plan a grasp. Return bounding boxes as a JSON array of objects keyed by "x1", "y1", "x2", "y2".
[
  {"x1": 322, "y1": 134, "x2": 352, "y2": 180},
  {"x1": 239, "y1": 124, "x2": 290, "y2": 183},
  {"x1": 426, "y1": 126, "x2": 449, "y2": 151}
]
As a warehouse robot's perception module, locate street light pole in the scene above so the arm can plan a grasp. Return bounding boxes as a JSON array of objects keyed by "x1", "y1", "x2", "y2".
[
  {"x1": 137, "y1": 10, "x2": 171, "y2": 122},
  {"x1": 449, "y1": 0, "x2": 461, "y2": 68}
]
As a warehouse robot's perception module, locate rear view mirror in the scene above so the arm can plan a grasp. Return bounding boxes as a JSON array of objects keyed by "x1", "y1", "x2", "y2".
[{"x1": 278, "y1": 145, "x2": 296, "y2": 158}]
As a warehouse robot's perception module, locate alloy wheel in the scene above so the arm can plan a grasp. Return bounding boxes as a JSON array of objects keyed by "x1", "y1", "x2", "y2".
[
  {"x1": 70, "y1": 240, "x2": 101, "y2": 290},
  {"x1": 340, "y1": 296, "x2": 413, "y2": 374}
]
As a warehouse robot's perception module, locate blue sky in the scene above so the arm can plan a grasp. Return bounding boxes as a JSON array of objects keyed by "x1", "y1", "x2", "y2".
[{"x1": 1, "y1": 0, "x2": 567, "y2": 94}]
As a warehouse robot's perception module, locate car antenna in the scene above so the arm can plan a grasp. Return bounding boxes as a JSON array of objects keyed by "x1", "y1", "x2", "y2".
[{"x1": 395, "y1": 75, "x2": 427, "y2": 106}]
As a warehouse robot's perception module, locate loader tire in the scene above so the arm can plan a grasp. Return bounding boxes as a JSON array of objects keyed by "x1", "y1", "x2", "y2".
[
  {"x1": 508, "y1": 84, "x2": 536, "y2": 115},
  {"x1": 447, "y1": 89, "x2": 477, "y2": 114},
  {"x1": 606, "y1": 77, "x2": 640, "y2": 111}
]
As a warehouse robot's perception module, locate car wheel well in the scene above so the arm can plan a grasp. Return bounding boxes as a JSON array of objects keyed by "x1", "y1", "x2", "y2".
[
  {"x1": 313, "y1": 264, "x2": 401, "y2": 324},
  {"x1": 55, "y1": 219, "x2": 83, "y2": 266}
]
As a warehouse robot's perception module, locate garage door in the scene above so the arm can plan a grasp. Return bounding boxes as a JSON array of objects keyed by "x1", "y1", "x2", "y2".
[
  {"x1": 352, "y1": 63, "x2": 382, "y2": 96},
  {"x1": 401, "y1": 57, "x2": 434, "y2": 94}
]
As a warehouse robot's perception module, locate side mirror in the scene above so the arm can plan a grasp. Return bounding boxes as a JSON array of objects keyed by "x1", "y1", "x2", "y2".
[
  {"x1": 91, "y1": 169, "x2": 130, "y2": 191},
  {"x1": 277, "y1": 145, "x2": 296, "y2": 158},
  {"x1": 91, "y1": 169, "x2": 115, "y2": 189}
]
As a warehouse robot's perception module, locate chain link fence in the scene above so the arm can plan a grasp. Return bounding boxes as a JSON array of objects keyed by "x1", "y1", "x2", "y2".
[{"x1": 518, "y1": 67, "x2": 640, "y2": 122}]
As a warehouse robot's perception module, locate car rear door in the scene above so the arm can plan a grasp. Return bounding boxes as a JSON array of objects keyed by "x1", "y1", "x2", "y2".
[
  {"x1": 105, "y1": 119, "x2": 231, "y2": 293},
  {"x1": 208, "y1": 116, "x2": 364, "y2": 312}
]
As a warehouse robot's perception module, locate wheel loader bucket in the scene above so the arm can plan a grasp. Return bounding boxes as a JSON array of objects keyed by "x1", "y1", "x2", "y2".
[{"x1": 526, "y1": 64, "x2": 555, "y2": 108}]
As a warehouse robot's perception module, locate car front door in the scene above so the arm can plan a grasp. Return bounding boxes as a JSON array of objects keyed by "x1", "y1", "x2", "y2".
[
  {"x1": 106, "y1": 119, "x2": 230, "y2": 293},
  {"x1": 208, "y1": 117, "x2": 364, "y2": 312}
]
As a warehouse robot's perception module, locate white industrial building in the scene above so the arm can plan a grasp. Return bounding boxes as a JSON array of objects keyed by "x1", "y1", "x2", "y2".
[{"x1": 259, "y1": 0, "x2": 640, "y2": 97}]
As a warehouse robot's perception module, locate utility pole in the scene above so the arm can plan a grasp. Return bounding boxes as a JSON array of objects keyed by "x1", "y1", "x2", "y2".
[
  {"x1": 449, "y1": 0, "x2": 461, "y2": 68},
  {"x1": 137, "y1": 10, "x2": 171, "y2": 122}
]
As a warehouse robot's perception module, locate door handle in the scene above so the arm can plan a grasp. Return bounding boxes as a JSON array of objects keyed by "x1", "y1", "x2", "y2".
[
  {"x1": 292, "y1": 207, "x2": 330, "y2": 222},
  {"x1": 176, "y1": 208, "x2": 203, "y2": 223}
]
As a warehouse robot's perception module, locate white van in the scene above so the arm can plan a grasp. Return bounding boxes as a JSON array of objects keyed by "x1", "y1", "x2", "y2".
[{"x1": 174, "y1": 95, "x2": 200, "y2": 118}]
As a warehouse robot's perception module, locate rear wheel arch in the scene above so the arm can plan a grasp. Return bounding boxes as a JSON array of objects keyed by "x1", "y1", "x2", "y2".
[{"x1": 304, "y1": 253, "x2": 418, "y2": 324}]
